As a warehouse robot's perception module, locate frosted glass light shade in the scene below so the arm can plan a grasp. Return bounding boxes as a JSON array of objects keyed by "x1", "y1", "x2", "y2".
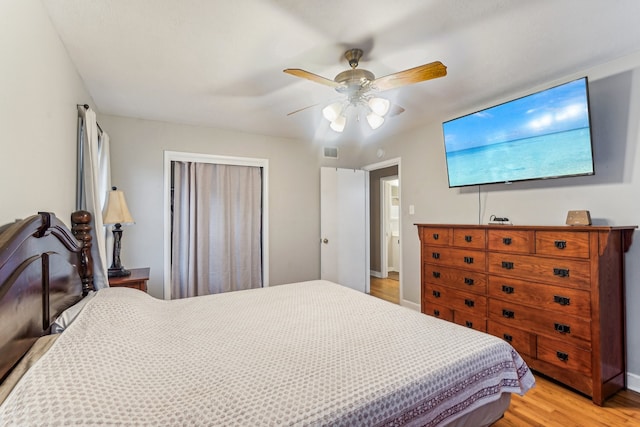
[
  {"x1": 322, "y1": 102, "x2": 342, "y2": 122},
  {"x1": 366, "y1": 112, "x2": 384, "y2": 130},
  {"x1": 368, "y1": 97, "x2": 390, "y2": 116},
  {"x1": 330, "y1": 115, "x2": 346, "y2": 132}
]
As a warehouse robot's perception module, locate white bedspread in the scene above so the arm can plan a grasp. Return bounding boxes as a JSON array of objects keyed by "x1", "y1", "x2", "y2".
[{"x1": 0, "y1": 280, "x2": 534, "y2": 426}]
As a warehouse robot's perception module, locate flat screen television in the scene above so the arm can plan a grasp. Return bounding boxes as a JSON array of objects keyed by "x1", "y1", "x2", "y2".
[{"x1": 442, "y1": 77, "x2": 594, "y2": 188}]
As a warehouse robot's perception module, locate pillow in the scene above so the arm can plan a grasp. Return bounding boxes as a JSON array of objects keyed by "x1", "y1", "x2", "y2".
[{"x1": 51, "y1": 291, "x2": 96, "y2": 333}]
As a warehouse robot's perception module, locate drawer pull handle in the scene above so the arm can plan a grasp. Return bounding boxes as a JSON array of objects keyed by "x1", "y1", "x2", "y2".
[
  {"x1": 554, "y1": 240, "x2": 567, "y2": 250},
  {"x1": 433, "y1": 233, "x2": 439, "y2": 240},
  {"x1": 553, "y1": 268, "x2": 570, "y2": 278},
  {"x1": 501, "y1": 261, "x2": 514, "y2": 270},
  {"x1": 433, "y1": 309, "x2": 440, "y2": 317},
  {"x1": 502, "y1": 309, "x2": 515, "y2": 319},
  {"x1": 553, "y1": 295, "x2": 571, "y2": 306},
  {"x1": 464, "y1": 299, "x2": 475, "y2": 308},
  {"x1": 501, "y1": 285, "x2": 515, "y2": 294},
  {"x1": 432, "y1": 290, "x2": 441, "y2": 298},
  {"x1": 502, "y1": 237, "x2": 512, "y2": 245},
  {"x1": 432, "y1": 252, "x2": 440, "y2": 260},
  {"x1": 503, "y1": 334, "x2": 513, "y2": 342},
  {"x1": 464, "y1": 277, "x2": 474, "y2": 286},
  {"x1": 465, "y1": 235, "x2": 472, "y2": 242},
  {"x1": 465, "y1": 321, "x2": 473, "y2": 328},
  {"x1": 463, "y1": 256, "x2": 474, "y2": 264},
  {"x1": 432, "y1": 271, "x2": 441, "y2": 279},
  {"x1": 556, "y1": 351, "x2": 569, "y2": 362},
  {"x1": 554, "y1": 323, "x2": 571, "y2": 334}
]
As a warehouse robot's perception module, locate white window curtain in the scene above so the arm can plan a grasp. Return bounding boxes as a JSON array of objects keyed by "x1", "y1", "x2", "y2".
[
  {"x1": 77, "y1": 106, "x2": 111, "y2": 290},
  {"x1": 171, "y1": 161, "x2": 262, "y2": 298}
]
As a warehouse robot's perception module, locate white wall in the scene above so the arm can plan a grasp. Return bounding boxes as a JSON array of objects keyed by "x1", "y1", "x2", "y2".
[
  {"x1": 358, "y1": 54, "x2": 640, "y2": 387},
  {"x1": 99, "y1": 114, "x2": 363, "y2": 298},
  {"x1": 0, "y1": 0, "x2": 94, "y2": 225}
]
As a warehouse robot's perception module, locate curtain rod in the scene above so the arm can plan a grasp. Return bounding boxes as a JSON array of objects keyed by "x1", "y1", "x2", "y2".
[{"x1": 77, "y1": 103, "x2": 103, "y2": 134}]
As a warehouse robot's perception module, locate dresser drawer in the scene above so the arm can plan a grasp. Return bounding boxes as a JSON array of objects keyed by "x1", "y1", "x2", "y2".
[
  {"x1": 536, "y1": 231, "x2": 590, "y2": 259},
  {"x1": 424, "y1": 246, "x2": 486, "y2": 272},
  {"x1": 421, "y1": 227, "x2": 451, "y2": 246},
  {"x1": 424, "y1": 264, "x2": 487, "y2": 294},
  {"x1": 488, "y1": 320, "x2": 536, "y2": 357},
  {"x1": 487, "y1": 252, "x2": 590, "y2": 289},
  {"x1": 454, "y1": 311, "x2": 487, "y2": 332},
  {"x1": 425, "y1": 284, "x2": 487, "y2": 316},
  {"x1": 488, "y1": 276, "x2": 591, "y2": 317},
  {"x1": 452, "y1": 228, "x2": 486, "y2": 249},
  {"x1": 488, "y1": 229, "x2": 534, "y2": 254},
  {"x1": 423, "y1": 301, "x2": 454, "y2": 322},
  {"x1": 488, "y1": 299, "x2": 591, "y2": 345},
  {"x1": 537, "y1": 336, "x2": 592, "y2": 376}
]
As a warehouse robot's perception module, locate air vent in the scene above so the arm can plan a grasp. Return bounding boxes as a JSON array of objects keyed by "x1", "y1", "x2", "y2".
[{"x1": 323, "y1": 147, "x2": 339, "y2": 159}]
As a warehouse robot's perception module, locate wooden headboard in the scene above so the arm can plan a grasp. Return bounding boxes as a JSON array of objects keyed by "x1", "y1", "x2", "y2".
[{"x1": 0, "y1": 211, "x2": 94, "y2": 381}]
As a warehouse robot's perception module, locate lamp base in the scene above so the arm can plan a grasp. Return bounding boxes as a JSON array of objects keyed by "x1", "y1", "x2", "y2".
[{"x1": 108, "y1": 267, "x2": 131, "y2": 278}]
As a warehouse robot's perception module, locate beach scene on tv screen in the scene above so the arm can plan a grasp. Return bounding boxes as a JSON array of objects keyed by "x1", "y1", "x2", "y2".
[{"x1": 443, "y1": 79, "x2": 593, "y2": 187}]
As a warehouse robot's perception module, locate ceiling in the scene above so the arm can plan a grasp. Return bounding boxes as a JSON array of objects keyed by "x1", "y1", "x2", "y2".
[{"x1": 42, "y1": 0, "x2": 640, "y2": 145}]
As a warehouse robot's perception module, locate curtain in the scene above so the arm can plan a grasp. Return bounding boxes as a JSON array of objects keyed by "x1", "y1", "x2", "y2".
[
  {"x1": 171, "y1": 161, "x2": 262, "y2": 298},
  {"x1": 77, "y1": 106, "x2": 111, "y2": 289}
]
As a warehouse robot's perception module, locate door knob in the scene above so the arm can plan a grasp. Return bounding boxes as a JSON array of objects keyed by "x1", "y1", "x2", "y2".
[{"x1": 322, "y1": 238, "x2": 329, "y2": 244}]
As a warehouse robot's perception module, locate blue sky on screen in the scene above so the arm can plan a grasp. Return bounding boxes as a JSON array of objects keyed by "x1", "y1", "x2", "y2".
[{"x1": 443, "y1": 78, "x2": 590, "y2": 152}]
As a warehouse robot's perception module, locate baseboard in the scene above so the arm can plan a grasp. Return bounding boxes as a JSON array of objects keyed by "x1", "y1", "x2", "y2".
[
  {"x1": 401, "y1": 299, "x2": 420, "y2": 312},
  {"x1": 370, "y1": 270, "x2": 383, "y2": 278},
  {"x1": 627, "y1": 372, "x2": 640, "y2": 393}
]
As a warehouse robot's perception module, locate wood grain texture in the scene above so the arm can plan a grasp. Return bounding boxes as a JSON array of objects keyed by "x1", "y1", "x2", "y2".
[{"x1": 494, "y1": 374, "x2": 640, "y2": 426}]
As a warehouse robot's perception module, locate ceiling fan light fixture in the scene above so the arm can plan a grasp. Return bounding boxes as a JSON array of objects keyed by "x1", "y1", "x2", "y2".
[
  {"x1": 322, "y1": 102, "x2": 342, "y2": 122},
  {"x1": 330, "y1": 115, "x2": 346, "y2": 132},
  {"x1": 366, "y1": 112, "x2": 385, "y2": 130},
  {"x1": 368, "y1": 97, "x2": 390, "y2": 116}
]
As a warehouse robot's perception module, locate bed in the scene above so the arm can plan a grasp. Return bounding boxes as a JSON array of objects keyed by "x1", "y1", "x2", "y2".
[{"x1": 0, "y1": 211, "x2": 534, "y2": 426}]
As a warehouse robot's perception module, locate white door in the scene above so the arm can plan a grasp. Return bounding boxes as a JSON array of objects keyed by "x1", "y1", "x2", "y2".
[{"x1": 320, "y1": 167, "x2": 368, "y2": 293}]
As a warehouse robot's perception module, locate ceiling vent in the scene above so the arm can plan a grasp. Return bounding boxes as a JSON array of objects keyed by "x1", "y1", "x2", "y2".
[{"x1": 323, "y1": 147, "x2": 339, "y2": 159}]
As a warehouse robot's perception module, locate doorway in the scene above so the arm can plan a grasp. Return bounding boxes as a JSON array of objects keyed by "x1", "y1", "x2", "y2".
[
  {"x1": 363, "y1": 159, "x2": 401, "y2": 305},
  {"x1": 163, "y1": 151, "x2": 269, "y2": 300}
]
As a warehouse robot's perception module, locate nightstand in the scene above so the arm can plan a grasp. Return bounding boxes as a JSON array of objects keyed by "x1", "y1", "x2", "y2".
[{"x1": 108, "y1": 267, "x2": 149, "y2": 292}]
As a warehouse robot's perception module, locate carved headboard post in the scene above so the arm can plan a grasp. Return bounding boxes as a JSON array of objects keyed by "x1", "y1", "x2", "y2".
[{"x1": 71, "y1": 210, "x2": 95, "y2": 295}]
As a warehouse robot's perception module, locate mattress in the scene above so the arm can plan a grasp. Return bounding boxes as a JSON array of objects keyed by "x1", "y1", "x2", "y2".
[{"x1": 0, "y1": 280, "x2": 534, "y2": 426}]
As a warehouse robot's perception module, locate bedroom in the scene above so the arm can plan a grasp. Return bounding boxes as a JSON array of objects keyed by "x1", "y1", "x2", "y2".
[{"x1": 1, "y1": 0, "x2": 640, "y2": 424}]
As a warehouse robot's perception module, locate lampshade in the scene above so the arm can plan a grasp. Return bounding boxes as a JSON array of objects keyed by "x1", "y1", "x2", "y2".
[
  {"x1": 322, "y1": 102, "x2": 343, "y2": 122},
  {"x1": 366, "y1": 112, "x2": 385, "y2": 130},
  {"x1": 368, "y1": 97, "x2": 390, "y2": 116},
  {"x1": 330, "y1": 115, "x2": 346, "y2": 132},
  {"x1": 103, "y1": 187, "x2": 134, "y2": 225}
]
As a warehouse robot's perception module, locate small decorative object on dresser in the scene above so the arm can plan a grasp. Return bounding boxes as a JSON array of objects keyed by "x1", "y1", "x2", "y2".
[
  {"x1": 416, "y1": 223, "x2": 637, "y2": 406},
  {"x1": 107, "y1": 267, "x2": 149, "y2": 292}
]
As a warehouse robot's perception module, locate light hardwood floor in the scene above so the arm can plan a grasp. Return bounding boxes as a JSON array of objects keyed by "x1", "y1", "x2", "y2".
[
  {"x1": 495, "y1": 374, "x2": 640, "y2": 426},
  {"x1": 368, "y1": 276, "x2": 640, "y2": 425}
]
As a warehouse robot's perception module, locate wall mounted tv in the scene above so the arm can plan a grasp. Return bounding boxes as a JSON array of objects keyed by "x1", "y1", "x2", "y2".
[{"x1": 442, "y1": 77, "x2": 594, "y2": 188}]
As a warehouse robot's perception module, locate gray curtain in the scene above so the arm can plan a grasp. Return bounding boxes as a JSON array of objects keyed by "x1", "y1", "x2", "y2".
[{"x1": 171, "y1": 161, "x2": 262, "y2": 298}]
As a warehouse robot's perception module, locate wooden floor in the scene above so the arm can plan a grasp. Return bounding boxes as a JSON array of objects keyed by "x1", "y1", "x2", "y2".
[
  {"x1": 369, "y1": 274, "x2": 399, "y2": 304},
  {"x1": 494, "y1": 373, "x2": 640, "y2": 426}
]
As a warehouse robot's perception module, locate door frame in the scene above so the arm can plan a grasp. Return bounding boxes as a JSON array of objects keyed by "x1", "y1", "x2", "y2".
[
  {"x1": 380, "y1": 175, "x2": 399, "y2": 279},
  {"x1": 363, "y1": 157, "x2": 402, "y2": 302},
  {"x1": 163, "y1": 150, "x2": 269, "y2": 299}
]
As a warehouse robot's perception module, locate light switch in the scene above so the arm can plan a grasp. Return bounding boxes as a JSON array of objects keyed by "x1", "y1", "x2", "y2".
[{"x1": 409, "y1": 205, "x2": 415, "y2": 215}]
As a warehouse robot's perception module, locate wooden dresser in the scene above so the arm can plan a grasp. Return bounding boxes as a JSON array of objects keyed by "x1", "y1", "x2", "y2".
[{"x1": 416, "y1": 223, "x2": 636, "y2": 405}]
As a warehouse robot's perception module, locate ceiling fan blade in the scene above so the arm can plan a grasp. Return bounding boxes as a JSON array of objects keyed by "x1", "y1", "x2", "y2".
[
  {"x1": 286, "y1": 102, "x2": 322, "y2": 116},
  {"x1": 283, "y1": 68, "x2": 342, "y2": 88},
  {"x1": 372, "y1": 61, "x2": 447, "y2": 92}
]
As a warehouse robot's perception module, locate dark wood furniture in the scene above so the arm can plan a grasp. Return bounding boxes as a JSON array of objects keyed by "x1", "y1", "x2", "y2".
[
  {"x1": 108, "y1": 267, "x2": 149, "y2": 292},
  {"x1": 417, "y1": 223, "x2": 636, "y2": 406},
  {"x1": 0, "y1": 211, "x2": 94, "y2": 382}
]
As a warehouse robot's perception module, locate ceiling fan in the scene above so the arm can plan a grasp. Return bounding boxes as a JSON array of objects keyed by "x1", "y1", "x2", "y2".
[{"x1": 283, "y1": 48, "x2": 447, "y2": 132}]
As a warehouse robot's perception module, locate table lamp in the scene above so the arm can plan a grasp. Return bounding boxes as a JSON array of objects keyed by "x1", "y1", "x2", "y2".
[{"x1": 103, "y1": 186, "x2": 135, "y2": 277}]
